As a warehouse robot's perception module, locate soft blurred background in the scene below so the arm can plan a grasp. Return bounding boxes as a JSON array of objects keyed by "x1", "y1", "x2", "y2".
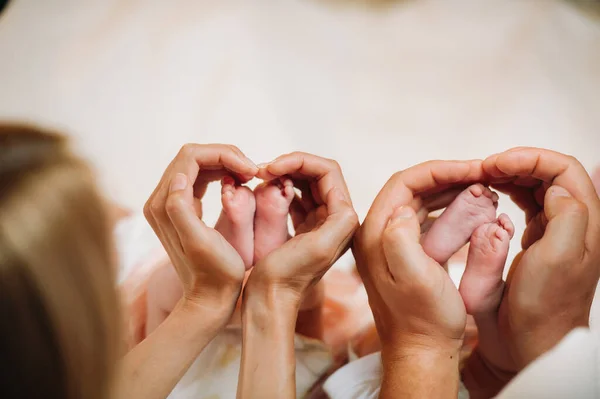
[{"x1": 0, "y1": 0, "x2": 598, "y2": 277}]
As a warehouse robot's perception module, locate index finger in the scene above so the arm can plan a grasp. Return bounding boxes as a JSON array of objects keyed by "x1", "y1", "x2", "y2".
[
  {"x1": 258, "y1": 152, "x2": 352, "y2": 204},
  {"x1": 483, "y1": 147, "x2": 598, "y2": 205},
  {"x1": 171, "y1": 143, "x2": 258, "y2": 186},
  {"x1": 368, "y1": 160, "x2": 484, "y2": 226},
  {"x1": 354, "y1": 159, "x2": 484, "y2": 288}
]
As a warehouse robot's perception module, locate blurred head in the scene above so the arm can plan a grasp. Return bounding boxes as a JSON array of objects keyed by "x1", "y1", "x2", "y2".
[{"x1": 0, "y1": 124, "x2": 120, "y2": 399}]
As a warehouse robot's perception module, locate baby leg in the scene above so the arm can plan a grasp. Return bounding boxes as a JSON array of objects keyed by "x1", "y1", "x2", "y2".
[
  {"x1": 459, "y1": 214, "x2": 514, "y2": 316},
  {"x1": 421, "y1": 184, "x2": 499, "y2": 265},
  {"x1": 214, "y1": 176, "x2": 256, "y2": 268},
  {"x1": 145, "y1": 264, "x2": 184, "y2": 336},
  {"x1": 253, "y1": 178, "x2": 294, "y2": 262},
  {"x1": 459, "y1": 214, "x2": 515, "y2": 370}
]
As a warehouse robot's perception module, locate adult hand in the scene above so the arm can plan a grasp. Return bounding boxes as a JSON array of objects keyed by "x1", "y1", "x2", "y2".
[
  {"x1": 470, "y1": 148, "x2": 600, "y2": 377},
  {"x1": 144, "y1": 144, "x2": 258, "y2": 327},
  {"x1": 246, "y1": 152, "x2": 359, "y2": 299},
  {"x1": 121, "y1": 144, "x2": 258, "y2": 399},
  {"x1": 354, "y1": 160, "x2": 486, "y2": 398},
  {"x1": 239, "y1": 152, "x2": 359, "y2": 399}
]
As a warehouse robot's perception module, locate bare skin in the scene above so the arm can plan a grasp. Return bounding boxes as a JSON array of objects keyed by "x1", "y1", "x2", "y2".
[
  {"x1": 460, "y1": 214, "x2": 515, "y2": 317},
  {"x1": 146, "y1": 177, "x2": 299, "y2": 336},
  {"x1": 421, "y1": 184, "x2": 499, "y2": 265},
  {"x1": 351, "y1": 184, "x2": 513, "y2": 359},
  {"x1": 253, "y1": 178, "x2": 295, "y2": 262},
  {"x1": 146, "y1": 177, "x2": 256, "y2": 335}
]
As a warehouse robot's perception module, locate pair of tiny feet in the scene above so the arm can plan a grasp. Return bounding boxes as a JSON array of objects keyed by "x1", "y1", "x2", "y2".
[
  {"x1": 216, "y1": 176, "x2": 295, "y2": 267},
  {"x1": 219, "y1": 177, "x2": 514, "y2": 315},
  {"x1": 421, "y1": 183, "x2": 515, "y2": 316}
]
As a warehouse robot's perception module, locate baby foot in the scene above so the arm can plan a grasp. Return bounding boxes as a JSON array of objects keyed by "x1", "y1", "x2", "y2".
[
  {"x1": 459, "y1": 214, "x2": 515, "y2": 316},
  {"x1": 214, "y1": 176, "x2": 256, "y2": 269},
  {"x1": 253, "y1": 178, "x2": 295, "y2": 263},
  {"x1": 421, "y1": 184, "x2": 498, "y2": 265}
]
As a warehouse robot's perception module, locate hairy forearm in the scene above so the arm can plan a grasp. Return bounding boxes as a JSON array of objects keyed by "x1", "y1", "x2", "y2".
[
  {"x1": 117, "y1": 301, "x2": 224, "y2": 399},
  {"x1": 379, "y1": 344, "x2": 461, "y2": 399},
  {"x1": 239, "y1": 286, "x2": 300, "y2": 399}
]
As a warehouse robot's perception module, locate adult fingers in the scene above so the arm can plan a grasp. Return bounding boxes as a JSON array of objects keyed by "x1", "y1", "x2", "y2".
[
  {"x1": 358, "y1": 160, "x2": 485, "y2": 250},
  {"x1": 490, "y1": 183, "x2": 542, "y2": 224},
  {"x1": 528, "y1": 186, "x2": 589, "y2": 270},
  {"x1": 305, "y1": 187, "x2": 359, "y2": 265},
  {"x1": 258, "y1": 152, "x2": 352, "y2": 205},
  {"x1": 483, "y1": 148, "x2": 598, "y2": 205},
  {"x1": 165, "y1": 174, "x2": 244, "y2": 284},
  {"x1": 382, "y1": 206, "x2": 432, "y2": 282}
]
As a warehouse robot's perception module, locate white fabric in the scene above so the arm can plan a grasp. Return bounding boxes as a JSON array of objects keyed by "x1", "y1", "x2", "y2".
[
  {"x1": 323, "y1": 328, "x2": 600, "y2": 399},
  {"x1": 114, "y1": 214, "x2": 333, "y2": 399},
  {"x1": 323, "y1": 351, "x2": 470, "y2": 399},
  {"x1": 169, "y1": 327, "x2": 331, "y2": 399},
  {"x1": 496, "y1": 328, "x2": 600, "y2": 399}
]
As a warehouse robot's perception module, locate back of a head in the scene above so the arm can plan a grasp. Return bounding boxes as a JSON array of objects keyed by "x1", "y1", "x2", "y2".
[{"x1": 0, "y1": 124, "x2": 120, "y2": 399}]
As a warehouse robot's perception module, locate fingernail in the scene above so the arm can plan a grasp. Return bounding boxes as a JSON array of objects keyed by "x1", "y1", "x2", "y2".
[
  {"x1": 550, "y1": 186, "x2": 571, "y2": 198},
  {"x1": 257, "y1": 161, "x2": 273, "y2": 169},
  {"x1": 170, "y1": 173, "x2": 188, "y2": 193},
  {"x1": 332, "y1": 187, "x2": 346, "y2": 201},
  {"x1": 391, "y1": 206, "x2": 413, "y2": 221},
  {"x1": 245, "y1": 158, "x2": 258, "y2": 170}
]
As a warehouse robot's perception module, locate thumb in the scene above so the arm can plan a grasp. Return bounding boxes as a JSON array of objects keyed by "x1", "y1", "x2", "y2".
[
  {"x1": 165, "y1": 173, "x2": 212, "y2": 248},
  {"x1": 382, "y1": 206, "x2": 432, "y2": 281},
  {"x1": 531, "y1": 185, "x2": 588, "y2": 268}
]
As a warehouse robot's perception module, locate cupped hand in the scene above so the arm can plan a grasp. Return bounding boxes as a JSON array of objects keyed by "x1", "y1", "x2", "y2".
[
  {"x1": 245, "y1": 152, "x2": 359, "y2": 303},
  {"x1": 474, "y1": 148, "x2": 600, "y2": 373},
  {"x1": 354, "y1": 160, "x2": 486, "y2": 356},
  {"x1": 144, "y1": 144, "x2": 258, "y2": 328}
]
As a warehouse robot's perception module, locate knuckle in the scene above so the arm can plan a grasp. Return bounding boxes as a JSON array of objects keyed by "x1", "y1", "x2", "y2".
[
  {"x1": 148, "y1": 199, "x2": 165, "y2": 218},
  {"x1": 225, "y1": 144, "x2": 241, "y2": 153},
  {"x1": 343, "y1": 208, "x2": 360, "y2": 231},
  {"x1": 565, "y1": 154, "x2": 579, "y2": 165},
  {"x1": 389, "y1": 170, "x2": 404, "y2": 184},
  {"x1": 164, "y1": 194, "x2": 183, "y2": 216},
  {"x1": 179, "y1": 143, "x2": 196, "y2": 158},
  {"x1": 326, "y1": 158, "x2": 341, "y2": 171},
  {"x1": 143, "y1": 201, "x2": 153, "y2": 220}
]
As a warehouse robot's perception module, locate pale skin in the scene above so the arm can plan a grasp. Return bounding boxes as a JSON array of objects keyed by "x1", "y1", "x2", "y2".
[
  {"x1": 354, "y1": 159, "x2": 489, "y2": 399},
  {"x1": 145, "y1": 175, "x2": 326, "y2": 338},
  {"x1": 462, "y1": 148, "x2": 600, "y2": 398},
  {"x1": 354, "y1": 148, "x2": 600, "y2": 398},
  {"x1": 118, "y1": 146, "x2": 358, "y2": 399},
  {"x1": 238, "y1": 152, "x2": 359, "y2": 399},
  {"x1": 349, "y1": 182, "x2": 516, "y2": 357},
  {"x1": 117, "y1": 144, "x2": 257, "y2": 399}
]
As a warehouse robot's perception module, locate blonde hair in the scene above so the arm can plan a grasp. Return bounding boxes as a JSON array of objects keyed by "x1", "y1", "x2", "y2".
[{"x1": 0, "y1": 124, "x2": 120, "y2": 399}]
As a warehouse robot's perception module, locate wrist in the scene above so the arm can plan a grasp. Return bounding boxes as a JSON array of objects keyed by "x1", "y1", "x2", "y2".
[
  {"x1": 176, "y1": 292, "x2": 238, "y2": 335},
  {"x1": 242, "y1": 281, "x2": 301, "y2": 326},
  {"x1": 380, "y1": 339, "x2": 462, "y2": 398},
  {"x1": 239, "y1": 280, "x2": 299, "y2": 398}
]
